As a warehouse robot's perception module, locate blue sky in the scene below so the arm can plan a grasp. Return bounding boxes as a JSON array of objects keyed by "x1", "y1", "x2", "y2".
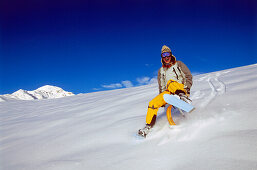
[{"x1": 1, "y1": 0, "x2": 256, "y2": 94}]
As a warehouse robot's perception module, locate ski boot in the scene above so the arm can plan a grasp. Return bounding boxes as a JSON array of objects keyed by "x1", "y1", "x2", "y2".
[{"x1": 138, "y1": 124, "x2": 152, "y2": 138}]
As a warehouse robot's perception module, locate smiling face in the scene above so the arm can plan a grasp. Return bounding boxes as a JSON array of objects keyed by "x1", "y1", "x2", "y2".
[
  {"x1": 163, "y1": 56, "x2": 172, "y2": 64},
  {"x1": 161, "y1": 52, "x2": 176, "y2": 67},
  {"x1": 161, "y1": 52, "x2": 172, "y2": 64}
]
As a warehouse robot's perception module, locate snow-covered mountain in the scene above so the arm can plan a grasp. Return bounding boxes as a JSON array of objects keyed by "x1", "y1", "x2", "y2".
[
  {"x1": 0, "y1": 85, "x2": 74, "y2": 101},
  {"x1": 1, "y1": 64, "x2": 257, "y2": 170}
]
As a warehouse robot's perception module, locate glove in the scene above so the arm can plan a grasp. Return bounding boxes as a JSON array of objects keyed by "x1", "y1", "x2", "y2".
[
  {"x1": 184, "y1": 88, "x2": 190, "y2": 95},
  {"x1": 166, "y1": 80, "x2": 186, "y2": 94}
]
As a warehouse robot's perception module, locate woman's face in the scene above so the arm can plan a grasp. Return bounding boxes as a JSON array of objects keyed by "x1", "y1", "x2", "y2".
[
  {"x1": 161, "y1": 52, "x2": 173, "y2": 64},
  {"x1": 163, "y1": 56, "x2": 172, "y2": 64}
]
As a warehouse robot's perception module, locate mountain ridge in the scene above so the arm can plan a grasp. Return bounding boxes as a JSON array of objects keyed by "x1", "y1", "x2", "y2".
[{"x1": 0, "y1": 85, "x2": 74, "y2": 102}]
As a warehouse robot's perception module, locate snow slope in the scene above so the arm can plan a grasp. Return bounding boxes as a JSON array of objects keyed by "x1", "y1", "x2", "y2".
[
  {"x1": 0, "y1": 85, "x2": 74, "y2": 101},
  {"x1": 1, "y1": 64, "x2": 257, "y2": 170}
]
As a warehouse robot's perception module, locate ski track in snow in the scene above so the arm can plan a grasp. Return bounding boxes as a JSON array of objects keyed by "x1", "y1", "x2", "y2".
[{"x1": 192, "y1": 72, "x2": 227, "y2": 108}]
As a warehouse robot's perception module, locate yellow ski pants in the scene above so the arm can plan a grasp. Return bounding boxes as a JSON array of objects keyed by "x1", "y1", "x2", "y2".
[{"x1": 146, "y1": 80, "x2": 186, "y2": 125}]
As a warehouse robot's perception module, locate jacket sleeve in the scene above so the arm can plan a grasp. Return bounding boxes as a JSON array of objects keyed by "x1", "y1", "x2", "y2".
[
  {"x1": 158, "y1": 68, "x2": 165, "y2": 94},
  {"x1": 177, "y1": 61, "x2": 193, "y2": 92}
]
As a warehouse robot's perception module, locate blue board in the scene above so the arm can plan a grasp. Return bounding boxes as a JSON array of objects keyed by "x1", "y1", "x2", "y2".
[{"x1": 163, "y1": 94, "x2": 194, "y2": 113}]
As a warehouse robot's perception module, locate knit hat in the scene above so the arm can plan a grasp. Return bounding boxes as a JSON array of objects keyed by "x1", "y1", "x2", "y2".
[{"x1": 161, "y1": 45, "x2": 172, "y2": 54}]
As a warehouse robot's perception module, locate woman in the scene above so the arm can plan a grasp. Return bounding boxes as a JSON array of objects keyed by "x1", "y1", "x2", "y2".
[{"x1": 138, "y1": 45, "x2": 193, "y2": 137}]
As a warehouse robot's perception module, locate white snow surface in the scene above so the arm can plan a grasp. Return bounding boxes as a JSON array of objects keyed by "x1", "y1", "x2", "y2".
[
  {"x1": 0, "y1": 85, "x2": 74, "y2": 101},
  {"x1": 1, "y1": 64, "x2": 257, "y2": 170}
]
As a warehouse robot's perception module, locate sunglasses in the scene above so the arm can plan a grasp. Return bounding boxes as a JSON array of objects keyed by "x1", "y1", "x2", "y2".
[{"x1": 161, "y1": 52, "x2": 171, "y2": 58}]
